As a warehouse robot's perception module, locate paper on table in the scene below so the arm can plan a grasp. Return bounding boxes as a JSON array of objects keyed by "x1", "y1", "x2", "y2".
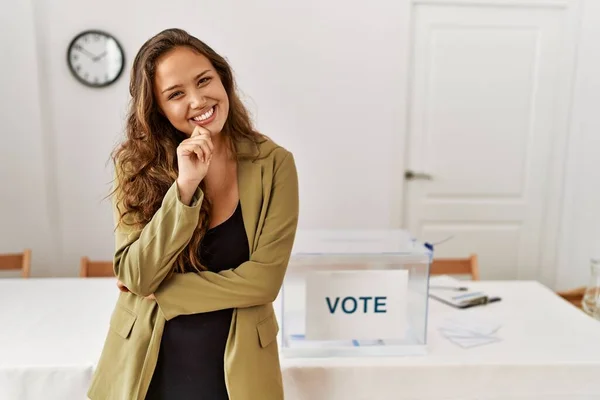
[
  {"x1": 440, "y1": 314, "x2": 501, "y2": 336},
  {"x1": 438, "y1": 312, "x2": 502, "y2": 348},
  {"x1": 444, "y1": 335, "x2": 501, "y2": 348}
]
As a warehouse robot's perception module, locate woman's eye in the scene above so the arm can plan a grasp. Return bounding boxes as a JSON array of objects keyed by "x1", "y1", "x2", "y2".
[
  {"x1": 198, "y1": 77, "x2": 211, "y2": 86},
  {"x1": 168, "y1": 91, "x2": 182, "y2": 100}
]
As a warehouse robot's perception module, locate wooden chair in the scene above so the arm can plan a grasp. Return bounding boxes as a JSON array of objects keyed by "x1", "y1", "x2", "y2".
[
  {"x1": 557, "y1": 286, "x2": 586, "y2": 309},
  {"x1": 430, "y1": 254, "x2": 480, "y2": 280},
  {"x1": 79, "y1": 257, "x2": 114, "y2": 278},
  {"x1": 0, "y1": 249, "x2": 32, "y2": 278}
]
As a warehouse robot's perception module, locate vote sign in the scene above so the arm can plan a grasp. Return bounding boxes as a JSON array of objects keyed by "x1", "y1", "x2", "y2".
[{"x1": 305, "y1": 270, "x2": 408, "y2": 341}]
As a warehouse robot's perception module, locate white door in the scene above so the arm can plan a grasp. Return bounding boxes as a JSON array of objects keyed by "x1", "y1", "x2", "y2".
[{"x1": 404, "y1": 1, "x2": 575, "y2": 280}]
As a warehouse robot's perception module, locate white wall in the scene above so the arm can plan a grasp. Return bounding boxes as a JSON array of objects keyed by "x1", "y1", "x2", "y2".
[
  {"x1": 555, "y1": 0, "x2": 600, "y2": 290},
  {"x1": 4, "y1": 0, "x2": 411, "y2": 277},
  {"x1": 3, "y1": 0, "x2": 600, "y2": 288},
  {"x1": 0, "y1": 0, "x2": 56, "y2": 276}
]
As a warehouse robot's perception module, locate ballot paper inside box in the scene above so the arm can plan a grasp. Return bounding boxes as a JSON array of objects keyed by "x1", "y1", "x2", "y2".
[{"x1": 279, "y1": 229, "x2": 432, "y2": 358}]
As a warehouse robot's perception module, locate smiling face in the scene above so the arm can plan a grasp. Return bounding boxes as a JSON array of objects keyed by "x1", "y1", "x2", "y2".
[{"x1": 153, "y1": 46, "x2": 229, "y2": 136}]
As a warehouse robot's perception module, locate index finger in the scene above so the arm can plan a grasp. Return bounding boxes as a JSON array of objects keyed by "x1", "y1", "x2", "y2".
[{"x1": 191, "y1": 125, "x2": 211, "y2": 138}]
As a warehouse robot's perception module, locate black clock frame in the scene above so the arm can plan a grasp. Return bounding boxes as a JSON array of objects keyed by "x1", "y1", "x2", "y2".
[{"x1": 66, "y1": 29, "x2": 125, "y2": 88}]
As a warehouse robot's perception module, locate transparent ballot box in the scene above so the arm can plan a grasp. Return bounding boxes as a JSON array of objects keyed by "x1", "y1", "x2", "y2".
[{"x1": 279, "y1": 230, "x2": 432, "y2": 357}]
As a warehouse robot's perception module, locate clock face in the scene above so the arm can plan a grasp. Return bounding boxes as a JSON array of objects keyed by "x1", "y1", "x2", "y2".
[{"x1": 67, "y1": 30, "x2": 125, "y2": 88}]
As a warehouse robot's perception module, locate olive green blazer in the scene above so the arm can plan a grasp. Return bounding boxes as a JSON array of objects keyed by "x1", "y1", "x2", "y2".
[{"x1": 87, "y1": 137, "x2": 299, "y2": 400}]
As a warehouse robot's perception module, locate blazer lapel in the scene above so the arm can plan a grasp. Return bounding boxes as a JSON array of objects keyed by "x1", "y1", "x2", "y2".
[{"x1": 236, "y1": 138, "x2": 263, "y2": 253}]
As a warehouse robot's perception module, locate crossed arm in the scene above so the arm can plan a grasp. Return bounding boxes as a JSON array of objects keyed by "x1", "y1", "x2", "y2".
[{"x1": 113, "y1": 151, "x2": 299, "y2": 321}]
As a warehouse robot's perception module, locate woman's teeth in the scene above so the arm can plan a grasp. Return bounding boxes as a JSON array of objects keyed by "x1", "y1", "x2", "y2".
[{"x1": 192, "y1": 107, "x2": 214, "y2": 122}]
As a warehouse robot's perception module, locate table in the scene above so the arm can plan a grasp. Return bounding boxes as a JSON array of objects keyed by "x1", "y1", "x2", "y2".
[
  {"x1": 280, "y1": 281, "x2": 600, "y2": 400},
  {"x1": 0, "y1": 279, "x2": 599, "y2": 400},
  {"x1": 0, "y1": 278, "x2": 118, "y2": 400}
]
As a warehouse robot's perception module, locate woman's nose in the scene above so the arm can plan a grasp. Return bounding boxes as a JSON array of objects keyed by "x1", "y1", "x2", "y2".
[{"x1": 189, "y1": 91, "x2": 206, "y2": 109}]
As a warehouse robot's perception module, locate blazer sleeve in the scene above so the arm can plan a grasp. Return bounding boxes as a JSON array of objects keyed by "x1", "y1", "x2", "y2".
[
  {"x1": 112, "y1": 175, "x2": 204, "y2": 297},
  {"x1": 153, "y1": 151, "x2": 299, "y2": 320}
]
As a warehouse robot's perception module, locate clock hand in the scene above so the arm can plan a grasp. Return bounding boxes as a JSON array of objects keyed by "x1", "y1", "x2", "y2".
[
  {"x1": 93, "y1": 51, "x2": 107, "y2": 62},
  {"x1": 73, "y1": 44, "x2": 96, "y2": 59}
]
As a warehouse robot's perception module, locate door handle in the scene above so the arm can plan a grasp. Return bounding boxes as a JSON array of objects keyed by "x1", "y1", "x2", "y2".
[{"x1": 405, "y1": 170, "x2": 433, "y2": 181}]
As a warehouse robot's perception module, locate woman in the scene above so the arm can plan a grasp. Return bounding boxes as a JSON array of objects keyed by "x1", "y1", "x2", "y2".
[{"x1": 87, "y1": 28, "x2": 299, "y2": 400}]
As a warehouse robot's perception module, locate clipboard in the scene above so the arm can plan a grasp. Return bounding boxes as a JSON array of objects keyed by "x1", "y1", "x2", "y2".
[{"x1": 428, "y1": 275, "x2": 502, "y2": 309}]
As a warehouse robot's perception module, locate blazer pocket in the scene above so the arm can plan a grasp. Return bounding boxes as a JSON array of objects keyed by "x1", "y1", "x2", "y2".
[
  {"x1": 256, "y1": 313, "x2": 279, "y2": 348},
  {"x1": 109, "y1": 305, "x2": 137, "y2": 339}
]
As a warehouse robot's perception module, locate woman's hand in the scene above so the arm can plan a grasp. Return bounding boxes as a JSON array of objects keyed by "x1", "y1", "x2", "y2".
[
  {"x1": 117, "y1": 280, "x2": 130, "y2": 293},
  {"x1": 176, "y1": 125, "x2": 213, "y2": 187},
  {"x1": 117, "y1": 280, "x2": 155, "y2": 300}
]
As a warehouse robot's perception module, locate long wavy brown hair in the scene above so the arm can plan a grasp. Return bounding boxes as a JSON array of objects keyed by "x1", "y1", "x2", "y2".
[{"x1": 112, "y1": 28, "x2": 262, "y2": 273}]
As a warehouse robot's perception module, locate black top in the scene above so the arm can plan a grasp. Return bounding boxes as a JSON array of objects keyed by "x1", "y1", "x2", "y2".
[{"x1": 146, "y1": 202, "x2": 249, "y2": 400}]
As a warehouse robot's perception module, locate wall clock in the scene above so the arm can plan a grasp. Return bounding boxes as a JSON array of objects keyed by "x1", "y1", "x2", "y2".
[{"x1": 67, "y1": 30, "x2": 125, "y2": 88}]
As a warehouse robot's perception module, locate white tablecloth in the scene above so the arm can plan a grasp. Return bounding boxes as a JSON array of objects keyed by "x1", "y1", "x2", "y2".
[
  {"x1": 1, "y1": 279, "x2": 599, "y2": 400},
  {"x1": 0, "y1": 278, "x2": 118, "y2": 400},
  {"x1": 280, "y1": 281, "x2": 600, "y2": 400}
]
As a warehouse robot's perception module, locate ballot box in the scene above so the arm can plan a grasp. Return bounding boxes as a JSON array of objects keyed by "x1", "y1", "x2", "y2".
[{"x1": 279, "y1": 229, "x2": 432, "y2": 357}]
